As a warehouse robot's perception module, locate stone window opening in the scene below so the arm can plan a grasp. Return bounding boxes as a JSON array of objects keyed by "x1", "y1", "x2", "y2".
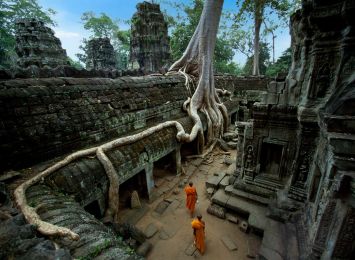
[
  {"x1": 153, "y1": 151, "x2": 177, "y2": 181},
  {"x1": 259, "y1": 142, "x2": 284, "y2": 179},
  {"x1": 119, "y1": 169, "x2": 149, "y2": 209}
]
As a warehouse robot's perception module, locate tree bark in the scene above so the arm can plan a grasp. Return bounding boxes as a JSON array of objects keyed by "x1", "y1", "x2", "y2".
[
  {"x1": 169, "y1": 0, "x2": 228, "y2": 145},
  {"x1": 253, "y1": 16, "x2": 262, "y2": 75},
  {"x1": 252, "y1": 0, "x2": 264, "y2": 76}
]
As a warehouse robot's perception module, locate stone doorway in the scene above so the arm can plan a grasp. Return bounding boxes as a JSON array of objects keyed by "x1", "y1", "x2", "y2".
[
  {"x1": 260, "y1": 142, "x2": 283, "y2": 179},
  {"x1": 153, "y1": 151, "x2": 176, "y2": 185},
  {"x1": 119, "y1": 170, "x2": 149, "y2": 209}
]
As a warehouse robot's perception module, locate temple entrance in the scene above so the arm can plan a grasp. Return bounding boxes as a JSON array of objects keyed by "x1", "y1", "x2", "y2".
[
  {"x1": 119, "y1": 170, "x2": 149, "y2": 209},
  {"x1": 153, "y1": 151, "x2": 176, "y2": 186},
  {"x1": 84, "y1": 200, "x2": 102, "y2": 219},
  {"x1": 260, "y1": 142, "x2": 283, "y2": 179},
  {"x1": 181, "y1": 137, "x2": 199, "y2": 157}
]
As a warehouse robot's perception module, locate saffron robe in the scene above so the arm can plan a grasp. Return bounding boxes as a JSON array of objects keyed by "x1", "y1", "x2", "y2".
[
  {"x1": 184, "y1": 186, "x2": 197, "y2": 214},
  {"x1": 191, "y1": 218, "x2": 205, "y2": 254}
]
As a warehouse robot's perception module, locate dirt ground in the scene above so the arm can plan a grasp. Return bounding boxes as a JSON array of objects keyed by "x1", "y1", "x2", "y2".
[{"x1": 123, "y1": 149, "x2": 262, "y2": 259}]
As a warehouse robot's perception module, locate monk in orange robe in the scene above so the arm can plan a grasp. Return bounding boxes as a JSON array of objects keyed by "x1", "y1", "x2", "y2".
[
  {"x1": 192, "y1": 214, "x2": 205, "y2": 255},
  {"x1": 184, "y1": 182, "x2": 197, "y2": 217}
]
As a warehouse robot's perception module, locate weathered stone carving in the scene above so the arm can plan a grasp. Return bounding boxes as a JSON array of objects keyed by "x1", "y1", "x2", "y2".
[
  {"x1": 86, "y1": 38, "x2": 117, "y2": 70},
  {"x1": 129, "y1": 1, "x2": 171, "y2": 72}
]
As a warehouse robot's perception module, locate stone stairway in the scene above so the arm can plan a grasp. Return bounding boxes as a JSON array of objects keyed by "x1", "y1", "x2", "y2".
[
  {"x1": 26, "y1": 184, "x2": 142, "y2": 259},
  {"x1": 244, "y1": 175, "x2": 284, "y2": 192},
  {"x1": 288, "y1": 183, "x2": 307, "y2": 202},
  {"x1": 258, "y1": 218, "x2": 299, "y2": 260}
]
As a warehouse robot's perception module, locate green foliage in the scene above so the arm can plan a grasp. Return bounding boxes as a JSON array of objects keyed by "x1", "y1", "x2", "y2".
[
  {"x1": 265, "y1": 47, "x2": 291, "y2": 76},
  {"x1": 0, "y1": 0, "x2": 56, "y2": 68},
  {"x1": 243, "y1": 42, "x2": 270, "y2": 75},
  {"x1": 233, "y1": 0, "x2": 293, "y2": 75},
  {"x1": 77, "y1": 12, "x2": 130, "y2": 70},
  {"x1": 67, "y1": 57, "x2": 84, "y2": 69},
  {"x1": 81, "y1": 12, "x2": 119, "y2": 38},
  {"x1": 169, "y1": 0, "x2": 241, "y2": 75}
]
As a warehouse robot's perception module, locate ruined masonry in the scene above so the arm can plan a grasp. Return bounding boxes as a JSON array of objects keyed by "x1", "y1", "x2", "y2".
[
  {"x1": 129, "y1": 1, "x2": 171, "y2": 72},
  {"x1": 86, "y1": 38, "x2": 117, "y2": 70},
  {"x1": 15, "y1": 18, "x2": 69, "y2": 68},
  {"x1": 0, "y1": 0, "x2": 355, "y2": 259}
]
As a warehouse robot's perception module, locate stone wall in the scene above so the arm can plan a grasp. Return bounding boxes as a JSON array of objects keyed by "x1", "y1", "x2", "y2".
[{"x1": 0, "y1": 74, "x2": 266, "y2": 172}]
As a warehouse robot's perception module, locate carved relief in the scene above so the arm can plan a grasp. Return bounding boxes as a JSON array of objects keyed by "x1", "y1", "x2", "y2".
[
  {"x1": 313, "y1": 200, "x2": 337, "y2": 250},
  {"x1": 244, "y1": 145, "x2": 254, "y2": 170},
  {"x1": 309, "y1": 56, "x2": 335, "y2": 99},
  {"x1": 341, "y1": 56, "x2": 355, "y2": 80},
  {"x1": 332, "y1": 207, "x2": 355, "y2": 258}
]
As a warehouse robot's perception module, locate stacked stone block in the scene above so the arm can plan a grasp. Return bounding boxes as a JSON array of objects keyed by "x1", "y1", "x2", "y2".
[{"x1": 15, "y1": 18, "x2": 68, "y2": 68}]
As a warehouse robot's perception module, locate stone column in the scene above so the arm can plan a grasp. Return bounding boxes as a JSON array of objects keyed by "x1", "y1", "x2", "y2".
[
  {"x1": 175, "y1": 144, "x2": 182, "y2": 175},
  {"x1": 145, "y1": 163, "x2": 154, "y2": 198}
]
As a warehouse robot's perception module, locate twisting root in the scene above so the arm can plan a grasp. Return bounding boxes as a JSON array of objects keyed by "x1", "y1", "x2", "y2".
[
  {"x1": 14, "y1": 119, "x2": 195, "y2": 240},
  {"x1": 14, "y1": 147, "x2": 97, "y2": 241}
]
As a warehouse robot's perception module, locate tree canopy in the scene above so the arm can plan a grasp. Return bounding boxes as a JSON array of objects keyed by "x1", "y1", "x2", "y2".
[
  {"x1": 77, "y1": 12, "x2": 130, "y2": 70},
  {"x1": 169, "y1": 0, "x2": 242, "y2": 75},
  {"x1": 265, "y1": 47, "x2": 291, "y2": 77},
  {"x1": 233, "y1": 0, "x2": 292, "y2": 75}
]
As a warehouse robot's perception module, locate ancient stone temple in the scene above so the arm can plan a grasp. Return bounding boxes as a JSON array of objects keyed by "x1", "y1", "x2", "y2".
[
  {"x1": 1, "y1": 0, "x2": 355, "y2": 259},
  {"x1": 86, "y1": 38, "x2": 117, "y2": 70},
  {"x1": 209, "y1": 0, "x2": 355, "y2": 259},
  {"x1": 15, "y1": 18, "x2": 68, "y2": 68},
  {"x1": 129, "y1": 1, "x2": 171, "y2": 72}
]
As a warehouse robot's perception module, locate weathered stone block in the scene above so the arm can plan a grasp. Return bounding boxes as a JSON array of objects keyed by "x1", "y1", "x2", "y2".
[{"x1": 240, "y1": 221, "x2": 249, "y2": 233}]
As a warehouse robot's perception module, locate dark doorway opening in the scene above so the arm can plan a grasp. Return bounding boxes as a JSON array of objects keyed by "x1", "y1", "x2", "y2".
[
  {"x1": 84, "y1": 200, "x2": 102, "y2": 219},
  {"x1": 119, "y1": 170, "x2": 149, "y2": 209},
  {"x1": 231, "y1": 112, "x2": 238, "y2": 124},
  {"x1": 153, "y1": 151, "x2": 176, "y2": 181},
  {"x1": 260, "y1": 142, "x2": 283, "y2": 178},
  {"x1": 181, "y1": 137, "x2": 199, "y2": 157}
]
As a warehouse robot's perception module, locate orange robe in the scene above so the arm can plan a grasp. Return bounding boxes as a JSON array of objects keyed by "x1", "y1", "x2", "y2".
[
  {"x1": 184, "y1": 186, "x2": 197, "y2": 214},
  {"x1": 191, "y1": 218, "x2": 205, "y2": 254}
]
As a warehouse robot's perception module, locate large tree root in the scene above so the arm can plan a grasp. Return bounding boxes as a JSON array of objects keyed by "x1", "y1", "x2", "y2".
[{"x1": 14, "y1": 120, "x2": 198, "y2": 240}]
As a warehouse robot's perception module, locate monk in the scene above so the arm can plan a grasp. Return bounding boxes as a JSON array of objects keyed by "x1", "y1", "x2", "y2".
[
  {"x1": 191, "y1": 214, "x2": 205, "y2": 255},
  {"x1": 184, "y1": 182, "x2": 197, "y2": 217}
]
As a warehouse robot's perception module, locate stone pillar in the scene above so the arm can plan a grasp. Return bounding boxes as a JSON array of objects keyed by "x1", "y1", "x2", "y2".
[
  {"x1": 175, "y1": 144, "x2": 181, "y2": 175},
  {"x1": 292, "y1": 121, "x2": 319, "y2": 187},
  {"x1": 145, "y1": 163, "x2": 154, "y2": 197}
]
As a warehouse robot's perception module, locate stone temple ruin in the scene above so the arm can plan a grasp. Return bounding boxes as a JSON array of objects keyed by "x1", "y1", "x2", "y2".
[
  {"x1": 129, "y1": 1, "x2": 171, "y2": 72},
  {"x1": 0, "y1": 0, "x2": 354, "y2": 259},
  {"x1": 86, "y1": 38, "x2": 117, "y2": 70},
  {"x1": 15, "y1": 18, "x2": 69, "y2": 68}
]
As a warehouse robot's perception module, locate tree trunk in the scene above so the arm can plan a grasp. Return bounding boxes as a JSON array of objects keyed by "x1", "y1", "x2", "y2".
[
  {"x1": 169, "y1": 0, "x2": 228, "y2": 145},
  {"x1": 253, "y1": 16, "x2": 262, "y2": 75},
  {"x1": 253, "y1": 0, "x2": 264, "y2": 76}
]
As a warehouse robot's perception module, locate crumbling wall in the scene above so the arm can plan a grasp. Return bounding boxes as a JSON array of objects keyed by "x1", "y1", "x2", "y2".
[{"x1": 0, "y1": 74, "x2": 262, "y2": 172}]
